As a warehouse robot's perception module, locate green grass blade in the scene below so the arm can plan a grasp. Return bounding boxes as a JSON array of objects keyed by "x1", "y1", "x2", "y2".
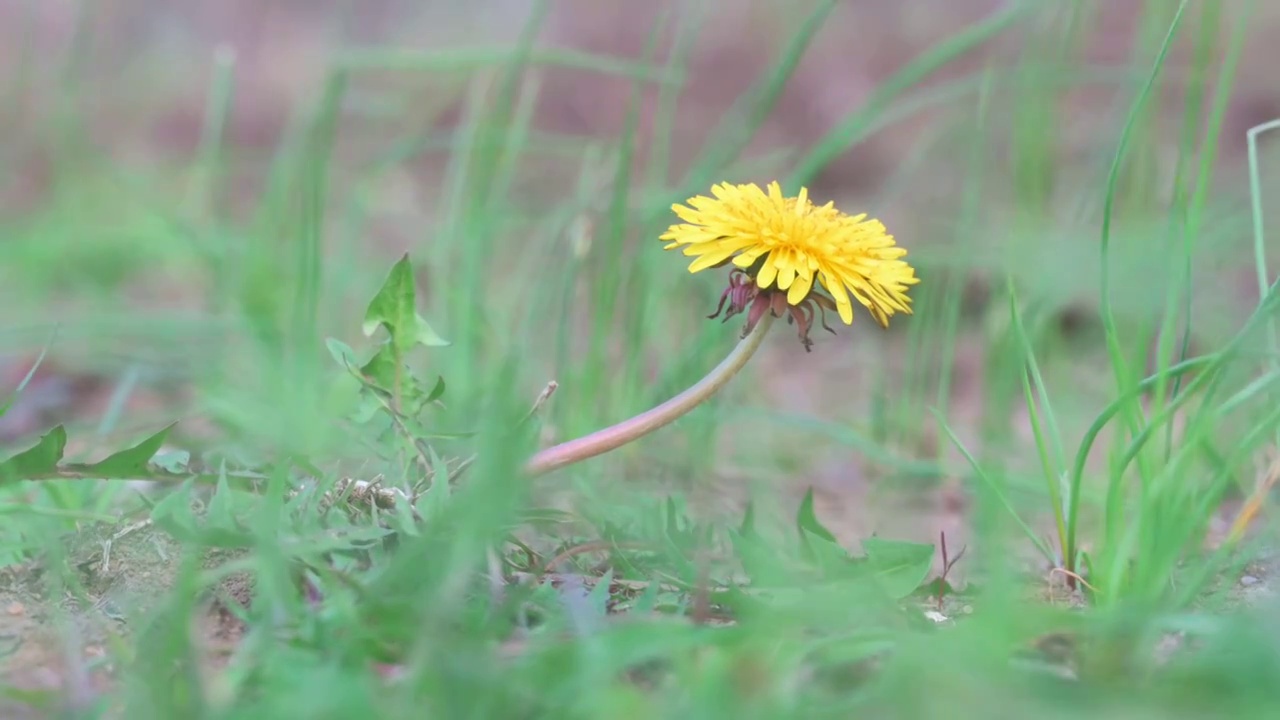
[
  {"x1": 932, "y1": 409, "x2": 1055, "y2": 563},
  {"x1": 1008, "y1": 280, "x2": 1071, "y2": 562},
  {"x1": 1071, "y1": 355, "x2": 1216, "y2": 493},
  {"x1": 1247, "y1": 117, "x2": 1280, "y2": 371},
  {"x1": 333, "y1": 46, "x2": 681, "y2": 85},
  {"x1": 786, "y1": 3, "x2": 1029, "y2": 188},
  {"x1": 1096, "y1": 0, "x2": 1188, "y2": 422},
  {"x1": 684, "y1": 0, "x2": 838, "y2": 191}
]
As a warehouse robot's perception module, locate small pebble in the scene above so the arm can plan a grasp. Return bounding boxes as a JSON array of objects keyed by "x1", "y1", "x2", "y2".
[
  {"x1": 6, "y1": 602, "x2": 23, "y2": 616},
  {"x1": 1241, "y1": 575, "x2": 1261, "y2": 587}
]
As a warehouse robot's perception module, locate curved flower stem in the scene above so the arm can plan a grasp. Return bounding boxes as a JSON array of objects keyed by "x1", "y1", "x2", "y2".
[{"x1": 524, "y1": 313, "x2": 776, "y2": 476}]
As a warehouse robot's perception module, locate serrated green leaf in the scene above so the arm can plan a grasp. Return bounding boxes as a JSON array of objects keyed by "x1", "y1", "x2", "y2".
[
  {"x1": 151, "y1": 482, "x2": 200, "y2": 540},
  {"x1": 77, "y1": 424, "x2": 175, "y2": 478},
  {"x1": 295, "y1": 526, "x2": 395, "y2": 554},
  {"x1": 362, "y1": 254, "x2": 449, "y2": 351},
  {"x1": 807, "y1": 536, "x2": 854, "y2": 575},
  {"x1": 205, "y1": 464, "x2": 237, "y2": 531},
  {"x1": 391, "y1": 492, "x2": 420, "y2": 537},
  {"x1": 416, "y1": 483, "x2": 451, "y2": 523},
  {"x1": 256, "y1": 463, "x2": 291, "y2": 535},
  {"x1": 729, "y1": 529, "x2": 792, "y2": 587},
  {"x1": 427, "y1": 445, "x2": 450, "y2": 493},
  {"x1": 408, "y1": 314, "x2": 449, "y2": 348},
  {"x1": 324, "y1": 337, "x2": 360, "y2": 369},
  {"x1": 0, "y1": 426, "x2": 68, "y2": 481},
  {"x1": 152, "y1": 450, "x2": 191, "y2": 474},
  {"x1": 862, "y1": 537, "x2": 935, "y2": 600},
  {"x1": 355, "y1": 347, "x2": 444, "y2": 415},
  {"x1": 324, "y1": 372, "x2": 364, "y2": 419},
  {"x1": 796, "y1": 487, "x2": 838, "y2": 543},
  {"x1": 423, "y1": 375, "x2": 446, "y2": 404},
  {"x1": 358, "y1": 345, "x2": 399, "y2": 390},
  {"x1": 586, "y1": 568, "x2": 615, "y2": 618},
  {"x1": 350, "y1": 393, "x2": 383, "y2": 425},
  {"x1": 631, "y1": 579, "x2": 660, "y2": 615},
  {"x1": 199, "y1": 468, "x2": 256, "y2": 549}
]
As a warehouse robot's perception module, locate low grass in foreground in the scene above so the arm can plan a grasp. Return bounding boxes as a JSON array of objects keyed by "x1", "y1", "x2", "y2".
[{"x1": 3, "y1": 0, "x2": 1280, "y2": 718}]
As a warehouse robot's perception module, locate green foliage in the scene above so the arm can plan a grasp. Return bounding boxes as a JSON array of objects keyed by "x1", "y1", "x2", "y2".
[
  {"x1": 324, "y1": 253, "x2": 466, "y2": 481},
  {"x1": 0, "y1": 426, "x2": 67, "y2": 481},
  {"x1": 5, "y1": 0, "x2": 1280, "y2": 717},
  {"x1": 82, "y1": 423, "x2": 177, "y2": 477},
  {"x1": 862, "y1": 537, "x2": 937, "y2": 601},
  {"x1": 0, "y1": 424, "x2": 175, "y2": 483},
  {"x1": 935, "y1": 0, "x2": 1270, "y2": 611},
  {"x1": 362, "y1": 253, "x2": 451, "y2": 354}
]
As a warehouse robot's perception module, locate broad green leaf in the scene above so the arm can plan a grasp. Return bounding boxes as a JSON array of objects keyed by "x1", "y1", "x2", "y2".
[
  {"x1": 362, "y1": 254, "x2": 449, "y2": 351},
  {"x1": 355, "y1": 348, "x2": 444, "y2": 412},
  {"x1": 0, "y1": 425, "x2": 68, "y2": 480},
  {"x1": 76, "y1": 424, "x2": 175, "y2": 478},
  {"x1": 862, "y1": 537, "x2": 935, "y2": 600}
]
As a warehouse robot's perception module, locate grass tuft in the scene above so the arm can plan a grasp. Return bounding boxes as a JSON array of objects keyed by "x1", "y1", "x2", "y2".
[{"x1": 3, "y1": 1, "x2": 1280, "y2": 717}]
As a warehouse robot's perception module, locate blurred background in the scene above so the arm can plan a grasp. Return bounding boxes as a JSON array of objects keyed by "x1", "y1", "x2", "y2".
[{"x1": 1, "y1": 0, "x2": 1278, "y2": 569}]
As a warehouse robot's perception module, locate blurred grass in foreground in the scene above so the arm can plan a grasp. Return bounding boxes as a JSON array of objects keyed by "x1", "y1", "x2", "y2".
[{"x1": 3, "y1": 0, "x2": 1280, "y2": 717}]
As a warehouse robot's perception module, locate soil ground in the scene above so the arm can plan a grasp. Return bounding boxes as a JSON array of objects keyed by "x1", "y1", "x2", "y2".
[{"x1": 3, "y1": 0, "x2": 1280, "y2": 709}]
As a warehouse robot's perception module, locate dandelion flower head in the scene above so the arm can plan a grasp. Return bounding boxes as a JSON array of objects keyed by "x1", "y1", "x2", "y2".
[{"x1": 660, "y1": 181, "x2": 918, "y2": 349}]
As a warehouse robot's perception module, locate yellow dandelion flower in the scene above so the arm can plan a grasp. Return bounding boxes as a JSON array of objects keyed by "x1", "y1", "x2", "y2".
[{"x1": 660, "y1": 181, "x2": 918, "y2": 350}]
